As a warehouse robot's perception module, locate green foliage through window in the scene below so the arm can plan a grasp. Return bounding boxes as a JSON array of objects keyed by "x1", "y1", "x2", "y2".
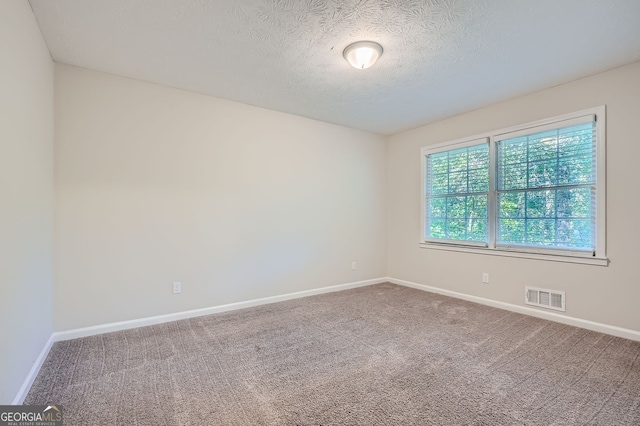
[
  {"x1": 426, "y1": 143, "x2": 489, "y2": 242},
  {"x1": 497, "y1": 123, "x2": 595, "y2": 250}
]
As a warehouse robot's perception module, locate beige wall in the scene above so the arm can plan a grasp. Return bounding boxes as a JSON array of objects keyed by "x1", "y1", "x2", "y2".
[
  {"x1": 54, "y1": 64, "x2": 387, "y2": 331},
  {"x1": 388, "y1": 61, "x2": 640, "y2": 332},
  {"x1": 0, "y1": 2, "x2": 54, "y2": 403},
  {"x1": 51, "y1": 61, "x2": 640, "y2": 334}
]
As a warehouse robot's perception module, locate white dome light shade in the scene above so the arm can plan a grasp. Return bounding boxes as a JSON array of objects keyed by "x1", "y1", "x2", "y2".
[{"x1": 343, "y1": 41, "x2": 383, "y2": 69}]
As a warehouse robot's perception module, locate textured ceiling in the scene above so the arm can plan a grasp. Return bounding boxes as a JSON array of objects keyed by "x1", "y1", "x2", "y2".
[{"x1": 29, "y1": 0, "x2": 640, "y2": 135}]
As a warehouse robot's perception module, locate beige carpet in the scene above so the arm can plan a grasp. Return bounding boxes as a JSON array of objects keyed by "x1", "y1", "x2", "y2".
[{"x1": 26, "y1": 283, "x2": 640, "y2": 425}]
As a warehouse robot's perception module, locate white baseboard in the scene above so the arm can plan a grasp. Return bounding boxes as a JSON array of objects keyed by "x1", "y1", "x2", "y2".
[
  {"x1": 387, "y1": 277, "x2": 640, "y2": 342},
  {"x1": 12, "y1": 333, "x2": 55, "y2": 405},
  {"x1": 53, "y1": 277, "x2": 387, "y2": 342}
]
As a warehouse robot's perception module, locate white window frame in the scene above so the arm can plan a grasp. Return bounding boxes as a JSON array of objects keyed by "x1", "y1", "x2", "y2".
[{"x1": 420, "y1": 106, "x2": 607, "y2": 266}]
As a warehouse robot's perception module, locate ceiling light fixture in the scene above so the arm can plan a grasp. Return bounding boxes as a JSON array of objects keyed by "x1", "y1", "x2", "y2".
[{"x1": 343, "y1": 41, "x2": 383, "y2": 70}]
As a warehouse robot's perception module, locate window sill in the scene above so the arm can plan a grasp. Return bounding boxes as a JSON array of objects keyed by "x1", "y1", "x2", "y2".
[{"x1": 418, "y1": 243, "x2": 609, "y2": 266}]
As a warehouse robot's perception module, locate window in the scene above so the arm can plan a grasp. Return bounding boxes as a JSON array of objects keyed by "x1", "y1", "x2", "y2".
[
  {"x1": 421, "y1": 107, "x2": 606, "y2": 265},
  {"x1": 425, "y1": 140, "x2": 489, "y2": 245}
]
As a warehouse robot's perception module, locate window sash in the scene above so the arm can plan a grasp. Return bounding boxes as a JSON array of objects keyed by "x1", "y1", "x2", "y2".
[
  {"x1": 495, "y1": 120, "x2": 597, "y2": 252},
  {"x1": 424, "y1": 140, "x2": 489, "y2": 244}
]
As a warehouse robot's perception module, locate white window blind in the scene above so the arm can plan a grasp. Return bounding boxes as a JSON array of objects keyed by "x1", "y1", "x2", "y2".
[
  {"x1": 424, "y1": 141, "x2": 489, "y2": 245},
  {"x1": 495, "y1": 117, "x2": 597, "y2": 253}
]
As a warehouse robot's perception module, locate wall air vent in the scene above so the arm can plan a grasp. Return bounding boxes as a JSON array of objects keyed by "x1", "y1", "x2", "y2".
[{"x1": 525, "y1": 286, "x2": 565, "y2": 312}]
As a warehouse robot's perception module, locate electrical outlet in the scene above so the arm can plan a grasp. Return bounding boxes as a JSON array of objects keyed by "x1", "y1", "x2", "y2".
[
  {"x1": 173, "y1": 281, "x2": 181, "y2": 294},
  {"x1": 482, "y1": 273, "x2": 489, "y2": 284},
  {"x1": 352, "y1": 261, "x2": 356, "y2": 270}
]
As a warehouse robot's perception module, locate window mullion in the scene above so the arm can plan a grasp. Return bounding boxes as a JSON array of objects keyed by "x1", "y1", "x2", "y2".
[
  {"x1": 524, "y1": 137, "x2": 530, "y2": 246},
  {"x1": 488, "y1": 137, "x2": 497, "y2": 249},
  {"x1": 555, "y1": 133, "x2": 560, "y2": 247},
  {"x1": 445, "y1": 152, "x2": 450, "y2": 239},
  {"x1": 465, "y1": 153, "x2": 470, "y2": 240}
]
